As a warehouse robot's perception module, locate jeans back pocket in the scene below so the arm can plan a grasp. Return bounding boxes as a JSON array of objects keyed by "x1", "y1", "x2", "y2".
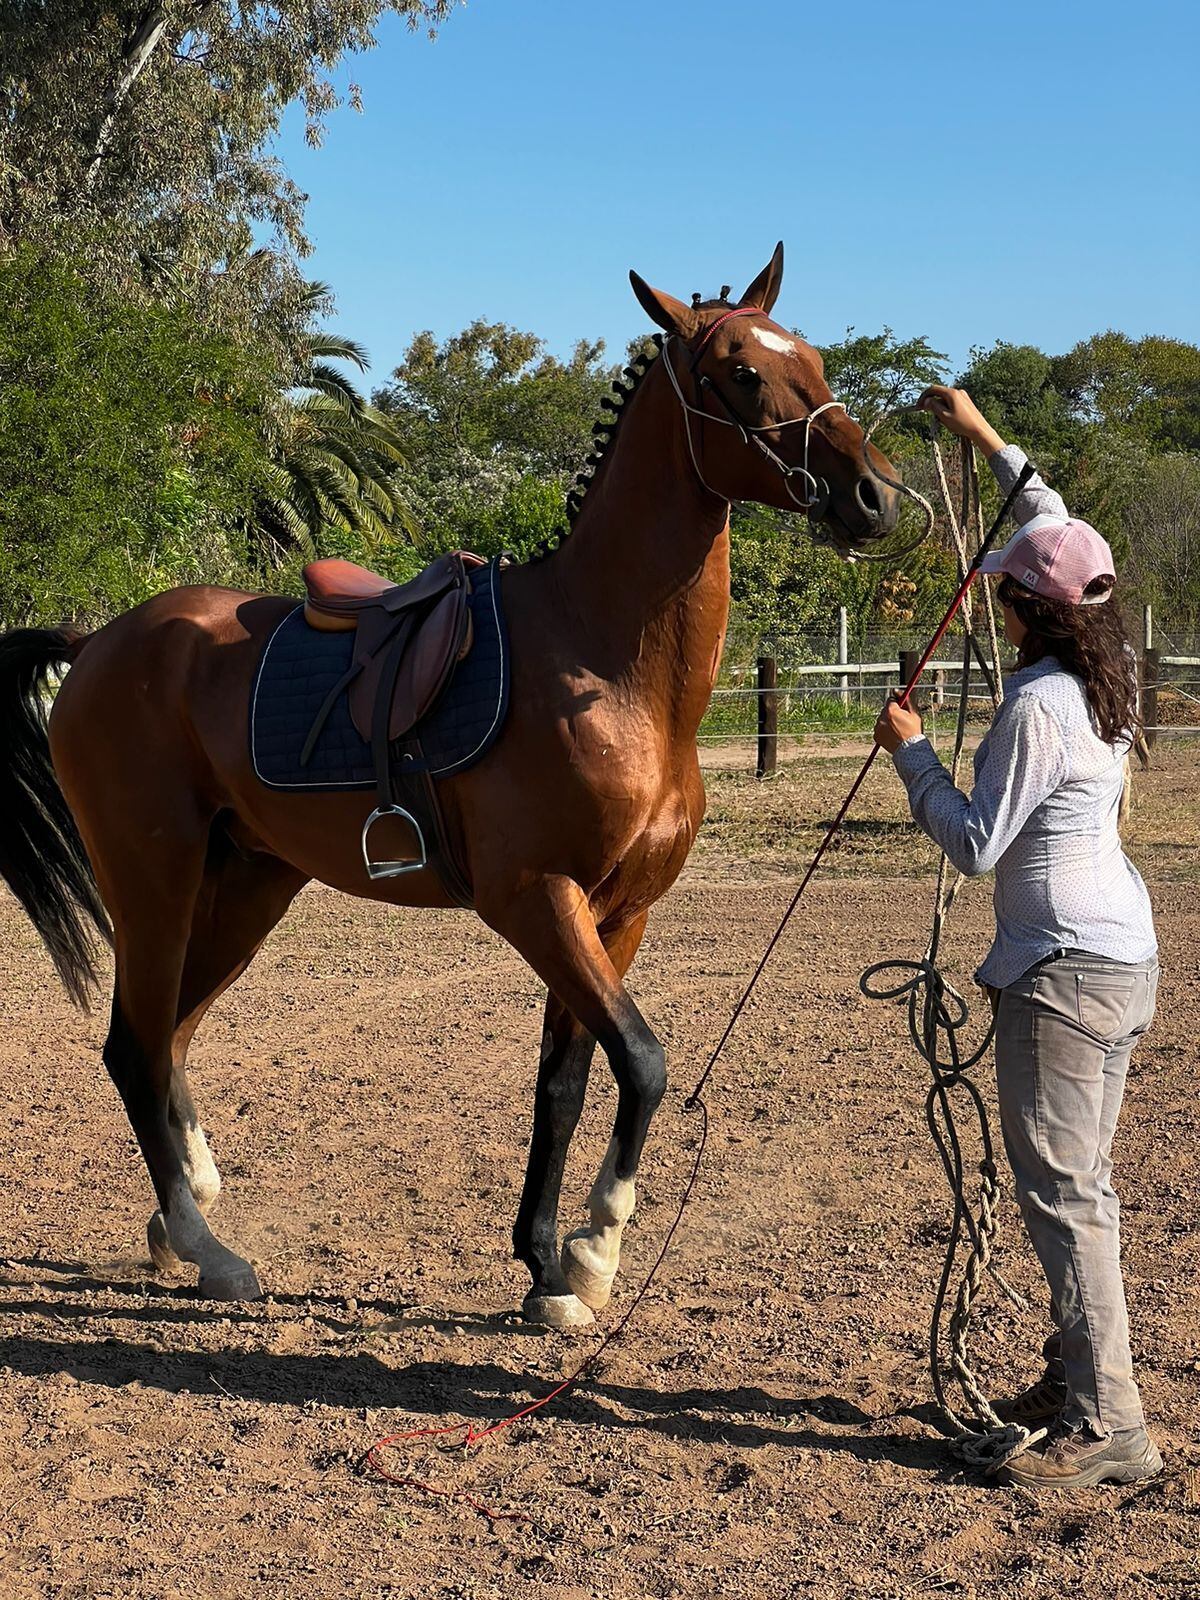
[{"x1": 1074, "y1": 968, "x2": 1139, "y2": 1043}]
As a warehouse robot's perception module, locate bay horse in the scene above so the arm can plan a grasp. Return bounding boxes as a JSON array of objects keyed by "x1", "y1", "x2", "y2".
[{"x1": 0, "y1": 246, "x2": 902, "y2": 1329}]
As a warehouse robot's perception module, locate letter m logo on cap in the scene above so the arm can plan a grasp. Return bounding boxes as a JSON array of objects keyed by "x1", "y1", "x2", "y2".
[{"x1": 1021, "y1": 566, "x2": 1040, "y2": 589}]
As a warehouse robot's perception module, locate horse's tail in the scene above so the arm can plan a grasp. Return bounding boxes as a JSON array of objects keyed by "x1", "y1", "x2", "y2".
[{"x1": 0, "y1": 627, "x2": 111, "y2": 1007}]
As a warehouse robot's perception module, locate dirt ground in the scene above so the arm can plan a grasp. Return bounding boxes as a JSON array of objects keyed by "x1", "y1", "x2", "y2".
[{"x1": 1, "y1": 743, "x2": 1199, "y2": 1600}]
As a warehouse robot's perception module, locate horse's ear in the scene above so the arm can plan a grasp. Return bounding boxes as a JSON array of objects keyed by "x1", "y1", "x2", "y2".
[
  {"x1": 738, "y1": 242, "x2": 784, "y2": 313},
  {"x1": 629, "y1": 270, "x2": 699, "y2": 338}
]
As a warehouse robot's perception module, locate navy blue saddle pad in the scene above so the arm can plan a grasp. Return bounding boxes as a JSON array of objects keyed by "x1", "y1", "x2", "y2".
[{"x1": 250, "y1": 556, "x2": 509, "y2": 791}]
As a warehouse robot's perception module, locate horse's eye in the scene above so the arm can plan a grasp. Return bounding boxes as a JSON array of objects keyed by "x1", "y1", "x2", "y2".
[{"x1": 731, "y1": 364, "x2": 760, "y2": 388}]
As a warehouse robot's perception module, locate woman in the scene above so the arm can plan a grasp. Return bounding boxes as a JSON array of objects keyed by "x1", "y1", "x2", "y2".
[{"x1": 875, "y1": 385, "x2": 1161, "y2": 1489}]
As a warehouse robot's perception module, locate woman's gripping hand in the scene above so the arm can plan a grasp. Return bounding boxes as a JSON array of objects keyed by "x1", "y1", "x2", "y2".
[{"x1": 875, "y1": 692, "x2": 924, "y2": 755}]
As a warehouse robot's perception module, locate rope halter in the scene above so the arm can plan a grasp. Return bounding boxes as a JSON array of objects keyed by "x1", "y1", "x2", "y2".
[{"x1": 659, "y1": 309, "x2": 845, "y2": 515}]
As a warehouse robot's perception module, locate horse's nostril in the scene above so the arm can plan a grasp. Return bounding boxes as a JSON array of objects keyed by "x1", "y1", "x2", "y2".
[{"x1": 855, "y1": 475, "x2": 882, "y2": 519}]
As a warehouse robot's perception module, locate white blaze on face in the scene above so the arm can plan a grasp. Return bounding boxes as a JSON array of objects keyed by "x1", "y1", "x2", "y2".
[{"x1": 751, "y1": 326, "x2": 799, "y2": 357}]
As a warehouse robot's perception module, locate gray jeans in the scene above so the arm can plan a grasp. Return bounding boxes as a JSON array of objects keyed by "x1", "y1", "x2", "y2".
[{"x1": 993, "y1": 951, "x2": 1159, "y2": 1437}]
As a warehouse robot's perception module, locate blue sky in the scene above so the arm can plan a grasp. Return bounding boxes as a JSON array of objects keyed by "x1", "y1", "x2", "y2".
[{"x1": 275, "y1": 0, "x2": 1199, "y2": 387}]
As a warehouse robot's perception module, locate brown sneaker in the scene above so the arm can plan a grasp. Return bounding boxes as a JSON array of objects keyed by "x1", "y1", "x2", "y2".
[
  {"x1": 994, "y1": 1370, "x2": 1068, "y2": 1428},
  {"x1": 1002, "y1": 1422, "x2": 1163, "y2": 1490}
]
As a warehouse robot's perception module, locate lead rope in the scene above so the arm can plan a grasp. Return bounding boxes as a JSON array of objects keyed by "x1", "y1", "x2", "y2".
[
  {"x1": 362, "y1": 451, "x2": 1037, "y2": 1514},
  {"x1": 861, "y1": 437, "x2": 1041, "y2": 1474}
]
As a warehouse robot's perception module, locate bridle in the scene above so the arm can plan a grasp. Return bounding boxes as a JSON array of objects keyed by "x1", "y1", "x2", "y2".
[
  {"x1": 659, "y1": 305, "x2": 936, "y2": 561},
  {"x1": 660, "y1": 306, "x2": 845, "y2": 517}
]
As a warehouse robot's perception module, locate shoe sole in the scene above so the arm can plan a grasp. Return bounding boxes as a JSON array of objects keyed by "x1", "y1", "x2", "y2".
[{"x1": 1006, "y1": 1441, "x2": 1163, "y2": 1490}]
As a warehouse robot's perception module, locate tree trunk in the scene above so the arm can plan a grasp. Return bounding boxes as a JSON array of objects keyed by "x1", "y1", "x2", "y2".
[{"x1": 83, "y1": 4, "x2": 169, "y2": 195}]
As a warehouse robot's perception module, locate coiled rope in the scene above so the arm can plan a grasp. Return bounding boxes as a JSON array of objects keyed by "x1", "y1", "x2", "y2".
[{"x1": 861, "y1": 436, "x2": 1042, "y2": 1473}]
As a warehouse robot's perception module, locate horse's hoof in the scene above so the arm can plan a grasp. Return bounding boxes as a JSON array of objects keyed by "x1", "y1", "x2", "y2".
[
  {"x1": 561, "y1": 1235, "x2": 615, "y2": 1311},
  {"x1": 146, "y1": 1211, "x2": 184, "y2": 1276},
  {"x1": 521, "y1": 1292, "x2": 594, "y2": 1331},
  {"x1": 199, "y1": 1260, "x2": 263, "y2": 1302}
]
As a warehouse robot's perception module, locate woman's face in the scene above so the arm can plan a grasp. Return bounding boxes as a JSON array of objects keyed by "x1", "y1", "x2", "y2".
[{"x1": 996, "y1": 578, "x2": 1029, "y2": 647}]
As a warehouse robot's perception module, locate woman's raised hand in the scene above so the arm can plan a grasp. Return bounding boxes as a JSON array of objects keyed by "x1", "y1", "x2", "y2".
[{"x1": 917, "y1": 386, "x2": 1004, "y2": 456}]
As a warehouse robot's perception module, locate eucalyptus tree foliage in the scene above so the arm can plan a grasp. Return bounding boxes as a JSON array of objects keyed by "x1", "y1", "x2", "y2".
[
  {"x1": 0, "y1": 247, "x2": 272, "y2": 623},
  {"x1": 253, "y1": 287, "x2": 414, "y2": 564},
  {"x1": 0, "y1": 0, "x2": 453, "y2": 332}
]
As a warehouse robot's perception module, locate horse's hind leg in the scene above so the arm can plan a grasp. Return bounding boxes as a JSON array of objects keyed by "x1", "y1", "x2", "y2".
[
  {"x1": 147, "y1": 843, "x2": 306, "y2": 1275},
  {"x1": 514, "y1": 915, "x2": 647, "y2": 1329},
  {"x1": 85, "y1": 801, "x2": 262, "y2": 1300}
]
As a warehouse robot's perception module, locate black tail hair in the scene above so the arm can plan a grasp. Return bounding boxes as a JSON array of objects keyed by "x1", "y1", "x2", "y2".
[{"x1": 0, "y1": 628, "x2": 111, "y2": 1006}]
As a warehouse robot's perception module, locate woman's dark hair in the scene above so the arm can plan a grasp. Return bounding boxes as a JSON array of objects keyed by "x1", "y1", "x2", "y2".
[{"x1": 1004, "y1": 577, "x2": 1146, "y2": 761}]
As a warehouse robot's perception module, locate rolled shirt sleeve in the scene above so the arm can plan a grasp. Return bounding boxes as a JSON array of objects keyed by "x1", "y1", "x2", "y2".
[
  {"x1": 892, "y1": 697, "x2": 1069, "y2": 877},
  {"x1": 988, "y1": 443, "x2": 1070, "y2": 527}
]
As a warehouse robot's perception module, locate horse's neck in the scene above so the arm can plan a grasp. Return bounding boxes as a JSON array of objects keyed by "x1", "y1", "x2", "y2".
[{"x1": 551, "y1": 365, "x2": 732, "y2": 725}]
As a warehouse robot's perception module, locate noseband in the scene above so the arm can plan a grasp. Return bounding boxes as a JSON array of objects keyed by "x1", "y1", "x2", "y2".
[{"x1": 660, "y1": 308, "x2": 845, "y2": 515}]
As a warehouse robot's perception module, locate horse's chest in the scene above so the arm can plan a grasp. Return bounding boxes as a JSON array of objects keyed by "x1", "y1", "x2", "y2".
[{"x1": 598, "y1": 780, "x2": 701, "y2": 922}]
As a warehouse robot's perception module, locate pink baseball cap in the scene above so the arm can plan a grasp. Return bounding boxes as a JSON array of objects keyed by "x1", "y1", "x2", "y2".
[{"x1": 980, "y1": 514, "x2": 1116, "y2": 606}]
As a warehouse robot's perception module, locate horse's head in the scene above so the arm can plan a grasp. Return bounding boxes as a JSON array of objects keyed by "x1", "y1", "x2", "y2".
[{"x1": 630, "y1": 243, "x2": 902, "y2": 554}]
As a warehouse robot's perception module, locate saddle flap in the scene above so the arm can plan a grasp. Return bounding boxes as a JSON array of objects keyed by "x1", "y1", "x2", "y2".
[{"x1": 347, "y1": 583, "x2": 471, "y2": 743}]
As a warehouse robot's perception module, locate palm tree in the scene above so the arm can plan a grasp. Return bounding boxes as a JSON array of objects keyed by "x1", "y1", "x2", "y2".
[{"x1": 253, "y1": 285, "x2": 416, "y2": 562}]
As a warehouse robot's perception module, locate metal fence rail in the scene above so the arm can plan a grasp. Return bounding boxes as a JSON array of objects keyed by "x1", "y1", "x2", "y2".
[{"x1": 700, "y1": 636, "x2": 1200, "y2": 773}]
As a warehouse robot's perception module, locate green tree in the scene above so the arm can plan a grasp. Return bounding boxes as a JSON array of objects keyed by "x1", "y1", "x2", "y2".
[
  {"x1": 1052, "y1": 332, "x2": 1200, "y2": 452},
  {"x1": 816, "y1": 326, "x2": 949, "y2": 441},
  {"x1": 376, "y1": 320, "x2": 617, "y2": 557},
  {"x1": 1119, "y1": 453, "x2": 1200, "y2": 627},
  {"x1": 955, "y1": 341, "x2": 1080, "y2": 471},
  {"x1": 0, "y1": 248, "x2": 271, "y2": 622},
  {"x1": 378, "y1": 320, "x2": 613, "y2": 474},
  {"x1": 0, "y1": 0, "x2": 452, "y2": 338}
]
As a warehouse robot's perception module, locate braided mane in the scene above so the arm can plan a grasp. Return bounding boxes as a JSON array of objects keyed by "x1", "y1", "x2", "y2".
[{"x1": 527, "y1": 332, "x2": 664, "y2": 562}]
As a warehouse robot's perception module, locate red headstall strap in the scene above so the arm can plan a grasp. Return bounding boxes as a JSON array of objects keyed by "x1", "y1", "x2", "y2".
[{"x1": 689, "y1": 304, "x2": 764, "y2": 366}]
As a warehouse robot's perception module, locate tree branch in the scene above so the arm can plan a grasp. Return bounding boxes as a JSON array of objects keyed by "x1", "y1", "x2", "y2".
[{"x1": 83, "y1": 3, "x2": 169, "y2": 194}]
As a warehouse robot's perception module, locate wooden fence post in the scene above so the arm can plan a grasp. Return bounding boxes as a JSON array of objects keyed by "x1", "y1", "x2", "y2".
[
  {"x1": 837, "y1": 606, "x2": 849, "y2": 709},
  {"x1": 899, "y1": 650, "x2": 922, "y2": 702},
  {"x1": 756, "y1": 655, "x2": 778, "y2": 779},
  {"x1": 1142, "y1": 646, "x2": 1159, "y2": 750}
]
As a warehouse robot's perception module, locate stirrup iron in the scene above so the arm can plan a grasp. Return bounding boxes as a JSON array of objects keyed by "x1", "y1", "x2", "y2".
[{"x1": 361, "y1": 802, "x2": 427, "y2": 881}]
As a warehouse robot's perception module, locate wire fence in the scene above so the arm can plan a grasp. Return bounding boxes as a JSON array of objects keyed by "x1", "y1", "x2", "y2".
[{"x1": 700, "y1": 618, "x2": 1200, "y2": 767}]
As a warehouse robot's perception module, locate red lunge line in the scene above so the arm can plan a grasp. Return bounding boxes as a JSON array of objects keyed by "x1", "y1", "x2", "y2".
[{"x1": 364, "y1": 461, "x2": 1035, "y2": 1518}]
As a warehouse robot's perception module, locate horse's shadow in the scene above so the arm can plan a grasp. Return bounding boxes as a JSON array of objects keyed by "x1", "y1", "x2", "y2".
[
  {"x1": 0, "y1": 1256, "x2": 548, "y2": 1337},
  {"x1": 0, "y1": 1332, "x2": 950, "y2": 1469},
  {"x1": 0, "y1": 1263, "x2": 953, "y2": 1473}
]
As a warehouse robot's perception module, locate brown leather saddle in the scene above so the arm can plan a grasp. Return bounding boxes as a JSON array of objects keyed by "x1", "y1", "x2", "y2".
[{"x1": 300, "y1": 551, "x2": 483, "y2": 885}]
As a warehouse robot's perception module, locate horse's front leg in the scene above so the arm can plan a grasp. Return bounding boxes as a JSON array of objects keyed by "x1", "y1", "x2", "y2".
[
  {"x1": 513, "y1": 915, "x2": 648, "y2": 1329},
  {"x1": 483, "y1": 878, "x2": 661, "y2": 1321},
  {"x1": 513, "y1": 998, "x2": 597, "y2": 1328}
]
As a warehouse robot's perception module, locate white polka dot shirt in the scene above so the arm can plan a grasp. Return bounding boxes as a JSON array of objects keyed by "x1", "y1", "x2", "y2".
[{"x1": 892, "y1": 655, "x2": 1157, "y2": 988}]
